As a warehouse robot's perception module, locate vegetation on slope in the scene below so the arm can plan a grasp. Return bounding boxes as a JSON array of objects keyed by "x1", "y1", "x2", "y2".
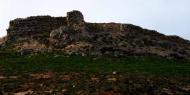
[
  {"x1": 0, "y1": 53, "x2": 190, "y2": 95},
  {"x1": 0, "y1": 53, "x2": 190, "y2": 76}
]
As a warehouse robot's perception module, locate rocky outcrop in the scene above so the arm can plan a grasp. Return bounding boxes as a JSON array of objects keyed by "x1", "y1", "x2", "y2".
[
  {"x1": 0, "y1": 36, "x2": 6, "y2": 46},
  {"x1": 0, "y1": 38, "x2": 3, "y2": 45},
  {"x1": 5, "y1": 10, "x2": 190, "y2": 59}
]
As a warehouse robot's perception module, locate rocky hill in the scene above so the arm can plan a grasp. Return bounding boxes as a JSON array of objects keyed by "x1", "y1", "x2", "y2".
[{"x1": 2, "y1": 10, "x2": 190, "y2": 59}]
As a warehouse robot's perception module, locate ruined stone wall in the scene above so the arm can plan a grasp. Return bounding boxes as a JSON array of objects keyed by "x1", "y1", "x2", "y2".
[
  {"x1": 4, "y1": 10, "x2": 190, "y2": 59},
  {"x1": 85, "y1": 23, "x2": 143, "y2": 33},
  {"x1": 7, "y1": 16, "x2": 67, "y2": 42},
  {"x1": 6, "y1": 10, "x2": 144, "y2": 43}
]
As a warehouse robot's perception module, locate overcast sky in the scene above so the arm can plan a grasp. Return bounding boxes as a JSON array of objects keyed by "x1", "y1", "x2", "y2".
[{"x1": 0, "y1": 0, "x2": 190, "y2": 40}]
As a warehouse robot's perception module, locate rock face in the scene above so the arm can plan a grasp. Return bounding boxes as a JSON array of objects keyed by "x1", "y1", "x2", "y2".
[
  {"x1": 0, "y1": 38, "x2": 3, "y2": 45},
  {"x1": 0, "y1": 37, "x2": 6, "y2": 47},
  {"x1": 5, "y1": 10, "x2": 190, "y2": 59}
]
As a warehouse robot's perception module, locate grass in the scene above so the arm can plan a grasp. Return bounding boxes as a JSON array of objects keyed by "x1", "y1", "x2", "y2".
[{"x1": 0, "y1": 53, "x2": 190, "y2": 77}]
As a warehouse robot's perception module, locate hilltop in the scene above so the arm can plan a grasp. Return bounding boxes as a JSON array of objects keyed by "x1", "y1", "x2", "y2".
[{"x1": 0, "y1": 10, "x2": 189, "y2": 59}]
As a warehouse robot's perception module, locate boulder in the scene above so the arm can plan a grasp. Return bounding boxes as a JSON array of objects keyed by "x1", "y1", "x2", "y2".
[{"x1": 50, "y1": 26, "x2": 68, "y2": 39}]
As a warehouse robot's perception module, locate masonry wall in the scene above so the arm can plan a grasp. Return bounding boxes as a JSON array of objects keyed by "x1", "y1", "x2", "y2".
[{"x1": 7, "y1": 16, "x2": 67, "y2": 42}]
